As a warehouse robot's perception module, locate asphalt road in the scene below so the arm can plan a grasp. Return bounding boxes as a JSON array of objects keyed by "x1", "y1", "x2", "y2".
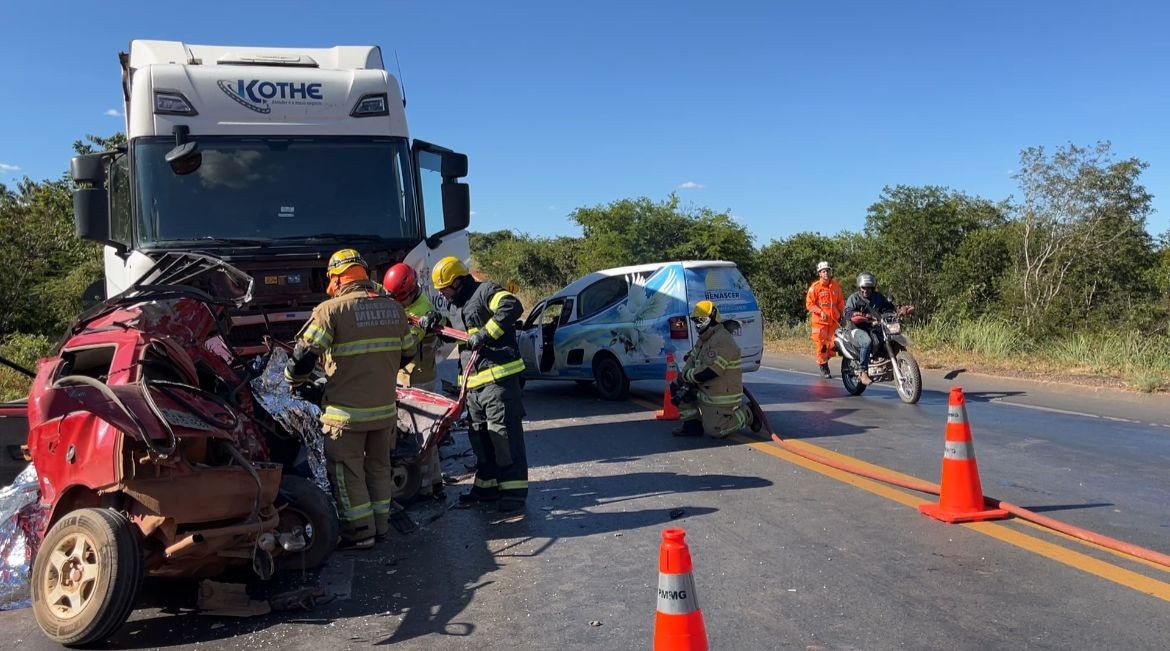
[{"x1": 3, "y1": 354, "x2": 1169, "y2": 650}]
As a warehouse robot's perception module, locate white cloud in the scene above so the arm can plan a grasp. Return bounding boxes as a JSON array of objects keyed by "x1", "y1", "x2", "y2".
[
  {"x1": 0, "y1": 163, "x2": 20, "y2": 174},
  {"x1": 677, "y1": 181, "x2": 704, "y2": 190},
  {"x1": 105, "y1": 108, "x2": 122, "y2": 117},
  {"x1": 470, "y1": 210, "x2": 477, "y2": 217},
  {"x1": 546, "y1": 205, "x2": 558, "y2": 211}
]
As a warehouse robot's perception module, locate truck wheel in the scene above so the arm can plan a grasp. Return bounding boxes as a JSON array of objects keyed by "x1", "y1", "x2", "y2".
[
  {"x1": 840, "y1": 358, "x2": 867, "y2": 396},
  {"x1": 31, "y1": 508, "x2": 143, "y2": 647},
  {"x1": 392, "y1": 461, "x2": 422, "y2": 503},
  {"x1": 275, "y1": 476, "x2": 340, "y2": 571},
  {"x1": 593, "y1": 355, "x2": 630, "y2": 401}
]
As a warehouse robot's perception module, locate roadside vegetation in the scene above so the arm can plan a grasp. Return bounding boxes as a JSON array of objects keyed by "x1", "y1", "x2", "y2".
[{"x1": 2, "y1": 138, "x2": 1168, "y2": 401}]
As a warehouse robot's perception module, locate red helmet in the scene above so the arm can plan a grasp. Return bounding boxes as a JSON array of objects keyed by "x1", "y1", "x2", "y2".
[{"x1": 382, "y1": 263, "x2": 418, "y2": 303}]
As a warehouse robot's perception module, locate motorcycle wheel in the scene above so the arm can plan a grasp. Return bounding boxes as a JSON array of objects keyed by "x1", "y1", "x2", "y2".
[
  {"x1": 31, "y1": 508, "x2": 144, "y2": 646},
  {"x1": 840, "y1": 358, "x2": 867, "y2": 396},
  {"x1": 275, "y1": 475, "x2": 340, "y2": 571},
  {"x1": 894, "y1": 351, "x2": 922, "y2": 404}
]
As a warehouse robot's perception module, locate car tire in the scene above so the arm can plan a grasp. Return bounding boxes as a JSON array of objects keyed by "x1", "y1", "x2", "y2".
[
  {"x1": 391, "y1": 460, "x2": 423, "y2": 503},
  {"x1": 31, "y1": 508, "x2": 143, "y2": 646},
  {"x1": 275, "y1": 475, "x2": 339, "y2": 571},
  {"x1": 593, "y1": 355, "x2": 630, "y2": 401}
]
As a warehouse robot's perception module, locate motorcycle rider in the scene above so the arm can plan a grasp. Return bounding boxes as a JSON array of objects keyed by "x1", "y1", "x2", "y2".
[
  {"x1": 285, "y1": 249, "x2": 418, "y2": 549},
  {"x1": 670, "y1": 300, "x2": 761, "y2": 438},
  {"x1": 844, "y1": 272, "x2": 910, "y2": 385},
  {"x1": 806, "y1": 261, "x2": 845, "y2": 378}
]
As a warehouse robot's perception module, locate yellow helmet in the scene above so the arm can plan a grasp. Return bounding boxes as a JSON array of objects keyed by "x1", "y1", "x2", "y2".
[
  {"x1": 326, "y1": 248, "x2": 367, "y2": 277},
  {"x1": 690, "y1": 300, "x2": 718, "y2": 321},
  {"x1": 432, "y1": 256, "x2": 469, "y2": 290}
]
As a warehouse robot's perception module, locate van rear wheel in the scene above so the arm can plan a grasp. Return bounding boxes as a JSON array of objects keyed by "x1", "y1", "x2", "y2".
[{"x1": 593, "y1": 355, "x2": 629, "y2": 401}]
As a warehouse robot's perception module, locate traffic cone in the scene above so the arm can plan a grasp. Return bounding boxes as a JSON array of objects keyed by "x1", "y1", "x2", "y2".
[
  {"x1": 653, "y1": 528, "x2": 708, "y2": 651},
  {"x1": 919, "y1": 387, "x2": 1009, "y2": 524},
  {"x1": 655, "y1": 352, "x2": 680, "y2": 421}
]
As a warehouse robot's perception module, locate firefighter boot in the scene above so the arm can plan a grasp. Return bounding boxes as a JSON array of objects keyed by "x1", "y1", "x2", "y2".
[{"x1": 672, "y1": 419, "x2": 704, "y2": 437}]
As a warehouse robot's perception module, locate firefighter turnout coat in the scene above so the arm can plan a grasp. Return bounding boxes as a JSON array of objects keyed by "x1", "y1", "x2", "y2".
[
  {"x1": 679, "y1": 322, "x2": 749, "y2": 438},
  {"x1": 299, "y1": 280, "x2": 415, "y2": 431}
]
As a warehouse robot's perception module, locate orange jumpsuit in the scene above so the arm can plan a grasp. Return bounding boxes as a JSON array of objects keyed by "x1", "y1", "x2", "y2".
[{"x1": 805, "y1": 277, "x2": 845, "y2": 365}]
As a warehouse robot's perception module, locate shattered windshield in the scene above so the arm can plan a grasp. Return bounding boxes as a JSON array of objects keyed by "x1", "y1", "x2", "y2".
[{"x1": 133, "y1": 136, "x2": 417, "y2": 246}]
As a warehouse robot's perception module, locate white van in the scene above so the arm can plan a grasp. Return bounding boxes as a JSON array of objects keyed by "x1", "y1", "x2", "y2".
[{"x1": 517, "y1": 261, "x2": 763, "y2": 399}]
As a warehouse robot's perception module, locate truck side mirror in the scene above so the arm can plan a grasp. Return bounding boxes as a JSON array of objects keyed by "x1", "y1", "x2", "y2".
[
  {"x1": 71, "y1": 153, "x2": 106, "y2": 185},
  {"x1": 441, "y1": 183, "x2": 470, "y2": 233},
  {"x1": 74, "y1": 187, "x2": 114, "y2": 247},
  {"x1": 441, "y1": 152, "x2": 468, "y2": 179},
  {"x1": 70, "y1": 153, "x2": 123, "y2": 253}
]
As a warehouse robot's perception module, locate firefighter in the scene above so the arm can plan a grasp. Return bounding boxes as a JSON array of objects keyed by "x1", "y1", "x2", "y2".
[
  {"x1": 806, "y1": 260, "x2": 845, "y2": 378},
  {"x1": 382, "y1": 262, "x2": 445, "y2": 499},
  {"x1": 428, "y1": 256, "x2": 528, "y2": 513},
  {"x1": 670, "y1": 300, "x2": 760, "y2": 438},
  {"x1": 285, "y1": 249, "x2": 418, "y2": 549}
]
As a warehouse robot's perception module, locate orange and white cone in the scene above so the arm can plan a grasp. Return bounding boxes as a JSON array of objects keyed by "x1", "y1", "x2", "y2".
[
  {"x1": 919, "y1": 387, "x2": 1009, "y2": 524},
  {"x1": 653, "y1": 528, "x2": 708, "y2": 651},
  {"x1": 655, "y1": 352, "x2": 681, "y2": 421}
]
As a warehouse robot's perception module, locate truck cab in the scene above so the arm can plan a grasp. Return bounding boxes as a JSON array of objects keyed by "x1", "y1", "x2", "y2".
[{"x1": 71, "y1": 40, "x2": 472, "y2": 350}]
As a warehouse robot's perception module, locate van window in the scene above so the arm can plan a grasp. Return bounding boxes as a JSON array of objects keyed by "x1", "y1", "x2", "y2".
[
  {"x1": 578, "y1": 276, "x2": 628, "y2": 319},
  {"x1": 540, "y1": 302, "x2": 563, "y2": 326}
]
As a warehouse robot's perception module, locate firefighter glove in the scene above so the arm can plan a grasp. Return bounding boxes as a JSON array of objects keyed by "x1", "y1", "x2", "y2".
[
  {"x1": 418, "y1": 310, "x2": 443, "y2": 333},
  {"x1": 466, "y1": 330, "x2": 489, "y2": 350}
]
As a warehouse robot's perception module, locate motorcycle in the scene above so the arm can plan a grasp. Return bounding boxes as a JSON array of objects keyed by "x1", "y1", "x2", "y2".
[{"x1": 833, "y1": 309, "x2": 922, "y2": 404}]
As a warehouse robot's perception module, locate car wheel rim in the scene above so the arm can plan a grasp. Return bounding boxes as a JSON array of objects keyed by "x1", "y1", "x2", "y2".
[{"x1": 43, "y1": 532, "x2": 100, "y2": 620}]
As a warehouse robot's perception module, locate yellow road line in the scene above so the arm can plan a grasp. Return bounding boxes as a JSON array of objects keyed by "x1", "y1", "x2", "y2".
[{"x1": 727, "y1": 433, "x2": 1170, "y2": 602}]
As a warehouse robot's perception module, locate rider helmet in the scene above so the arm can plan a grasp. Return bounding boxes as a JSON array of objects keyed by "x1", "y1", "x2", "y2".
[{"x1": 856, "y1": 272, "x2": 876, "y2": 289}]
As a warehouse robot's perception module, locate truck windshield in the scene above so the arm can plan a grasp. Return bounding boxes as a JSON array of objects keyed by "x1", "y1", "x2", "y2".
[{"x1": 132, "y1": 136, "x2": 417, "y2": 246}]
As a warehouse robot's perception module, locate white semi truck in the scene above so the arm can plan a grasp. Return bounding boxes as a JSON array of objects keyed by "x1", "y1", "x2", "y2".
[{"x1": 71, "y1": 40, "x2": 472, "y2": 349}]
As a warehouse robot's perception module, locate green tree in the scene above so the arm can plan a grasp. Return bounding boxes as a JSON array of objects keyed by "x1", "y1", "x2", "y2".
[
  {"x1": 1011, "y1": 142, "x2": 1157, "y2": 332},
  {"x1": 864, "y1": 185, "x2": 1007, "y2": 319},
  {"x1": 751, "y1": 232, "x2": 852, "y2": 324},
  {"x1": 569, "y1": 195, "x2": 753, "y2": 272}
]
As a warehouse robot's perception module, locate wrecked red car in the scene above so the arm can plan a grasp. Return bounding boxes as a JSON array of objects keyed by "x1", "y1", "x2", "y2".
[{"x1": 23, "y1": 253, "x2": 338, "y2": 646}]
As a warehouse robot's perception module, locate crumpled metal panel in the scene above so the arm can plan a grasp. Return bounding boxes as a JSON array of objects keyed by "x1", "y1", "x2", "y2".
[{"x1": 249, "y1": 349, "x2": 329, "y2": 494}]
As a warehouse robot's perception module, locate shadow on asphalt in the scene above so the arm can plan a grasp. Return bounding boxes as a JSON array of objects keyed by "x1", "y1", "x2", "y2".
[{"x1": 92, "y1": 382, "x2": 773, "y2": 650}]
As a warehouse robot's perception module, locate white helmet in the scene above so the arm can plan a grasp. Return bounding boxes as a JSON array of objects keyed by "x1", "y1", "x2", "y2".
[{"x1": 816, "y1": 261, "x2": 832, "y2": 273}]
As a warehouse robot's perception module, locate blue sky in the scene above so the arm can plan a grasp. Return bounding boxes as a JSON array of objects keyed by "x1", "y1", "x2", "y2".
[{"x1": 1, "y1": 1, "x2": 1167, "y2": 245}]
